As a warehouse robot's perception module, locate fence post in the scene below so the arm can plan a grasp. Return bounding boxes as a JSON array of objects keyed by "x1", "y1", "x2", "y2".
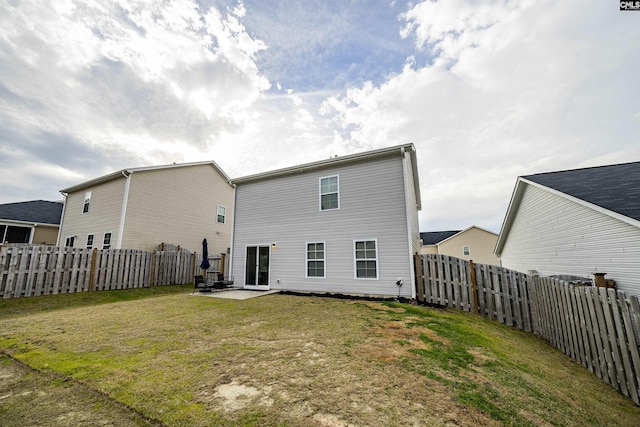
[
  {"x1": 414, "y1": 253, "x2": 425, "y2": 304},
  {"x1": 149, "y1": 250, "x2": 157, "y2": 286},
  {"x1": 469, "y1": 259, "x2": 479, "y2": 314},
  {"x1": 88, "y1": 248, "x2": 98, "y2": 291}
]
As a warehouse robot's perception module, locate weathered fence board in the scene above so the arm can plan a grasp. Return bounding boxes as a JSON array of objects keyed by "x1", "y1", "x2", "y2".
[
  {"x1": 0, "y1": 245, "x2": 196, "y2": 298},
  {"x1": 415, "y1": 253, "x2": 640, "y2": 406}
]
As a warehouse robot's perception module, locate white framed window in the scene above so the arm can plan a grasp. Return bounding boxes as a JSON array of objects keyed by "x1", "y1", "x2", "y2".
[
  {"x1": 306, "y1": 242, "x2": 326, "y2": 278},
  {"x1": 319, "y1": 175, "x2": 339, "y2": 210},
  {"x1": 103, "y1": 232, "x2": 112, "y2": 249},
  {"x1": 82, "y1": 191, "x2": 92, "y2": 214},
  {"x1": 463, "y1": 245, "x2": 470, "y2": 256},
  {"x1": 86, "y1": 234, "x2": 94, "y2": 249},
  {"x1": 354, "y1": 239, "x2": 378, "y2": 279},
  {"x1": 64, "y1": 236, "x2": 75, "y2": 247},
  {"x1": 217, "y1": 205, "x2": 226, "y2": 224}
]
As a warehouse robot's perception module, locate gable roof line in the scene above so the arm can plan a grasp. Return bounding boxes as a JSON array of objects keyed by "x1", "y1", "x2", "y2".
[
  {"x1": 521, "y1": 177, "x2": 640, "y2": 228},
  {"x1": 231, "y1": 143, "x2": 421, "y2": 209},
  {"x1": 436, "y1": 225, "x2": 498, "y2": 246},
  {"x1": 495, "y1": 177, "x2": 640, "y2": 256},
  {"x1": 494, "y1": 178, "x2": 525, "y2": 256},
  {"x1": 60, "y1": 160, "x2": 232, "y2": 194},
  {"x1": 232, "y1": 143, "x2": 415, "y2": 183}
]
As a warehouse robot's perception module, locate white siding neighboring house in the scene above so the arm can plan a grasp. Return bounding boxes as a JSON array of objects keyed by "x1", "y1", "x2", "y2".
[
  {"x1": 495, "y1": 161, "x2": 640, "y2": 296},
  {"x1": 420, "y1": 226, "x2": 499, "y2": 265},
  {"x1": 230, "y1": 144, "x2": 422, "y2": 298},
  {"x1": 57, "y1": 161, "x2": 234, "y2": 255}
]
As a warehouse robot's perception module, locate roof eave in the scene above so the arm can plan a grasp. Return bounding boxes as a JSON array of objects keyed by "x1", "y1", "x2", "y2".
[
  {"x1": 232, "y1": 143, "x2": 416, "y2": 184},
  {"x1": 60, "y1": 160, "x2": 234, "y2": 194},
  {"x1": 494, "y1": 178, "x2": 527, "y2": 256}
]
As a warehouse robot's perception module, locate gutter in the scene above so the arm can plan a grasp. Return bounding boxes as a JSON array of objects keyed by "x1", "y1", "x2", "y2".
[
  {"x1": 228, "y1": 182, "x2": 237, "y2": 278},
  {"x1": 401, "y1": 146, "x2": 417, "y2": 300},
  {"x1": 116, "y1": 170, "x2": 132, "y2": 249},
  {"x1": 57, "y1": 191, "x2": 68, "y2": 246}
]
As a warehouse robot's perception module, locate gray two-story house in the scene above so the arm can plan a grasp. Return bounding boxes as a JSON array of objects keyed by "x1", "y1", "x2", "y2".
[{"x1": 229, "y1": 144, "x2": 422, "y2": 298}]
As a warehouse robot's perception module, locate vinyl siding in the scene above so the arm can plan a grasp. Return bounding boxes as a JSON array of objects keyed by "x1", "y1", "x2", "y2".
[
  {"x1": 33, "y1": 226, "x2": 59, "y2": 245},
  {"x1": 231, "y1": 154, "x2": 414, "y2": 297},
  {"x1": 500, "y1": 183, "x2": 640, "y2": 295},
  {"x1": 438, "y1": 228, "x2": 499, "y2": 265},
  {"x1": 58, "y1": 177, "x2": 126, "y2": 247},
  {"x1": 122, "y1": 164, "x2": 234, "y2": 253}
]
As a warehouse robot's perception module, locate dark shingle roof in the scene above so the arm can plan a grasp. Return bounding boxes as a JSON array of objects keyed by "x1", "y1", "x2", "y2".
[
  {"x1": 0, "y1": 200, "x2": 63, "y2": 225},
  {"x1": 523, "y1": 161, "x2": 640, "y2": 222},
  {"x1": 420, "y1": 230, "x2": 461, "y2": 245}
]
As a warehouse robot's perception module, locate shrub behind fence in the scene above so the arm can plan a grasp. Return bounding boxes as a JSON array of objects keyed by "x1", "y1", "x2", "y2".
[
  {"x1": 415, "y1": 253, "x2": 640, "y2": 405},
  {"x1": 0, "y1": 245, "x2": 196, "y2": 298}
]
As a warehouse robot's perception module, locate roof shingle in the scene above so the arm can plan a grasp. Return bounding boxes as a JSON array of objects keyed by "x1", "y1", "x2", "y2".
[
  {"x1": 523, "y1": 161, "x2": 640, "y2": 222},
  {"x1": 0, "y1": 200, "x2": 63, "y2": 225}
]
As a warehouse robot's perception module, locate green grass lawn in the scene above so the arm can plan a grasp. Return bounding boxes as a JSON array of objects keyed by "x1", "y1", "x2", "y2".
[{"x1": 1, "y1": 285, "x2": 639, "y2": 426}]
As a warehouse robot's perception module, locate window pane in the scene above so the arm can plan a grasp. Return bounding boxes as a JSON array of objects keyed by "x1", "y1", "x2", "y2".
[
  {"x1": 307, "y1": 243, "x2": 325, "y2": 277},
  {"x1": 321, "y1": 193, "x2": 338, "y2": 210},
  {"x1": 355, "y1": 240, "x2": 377, "y2": 279}
]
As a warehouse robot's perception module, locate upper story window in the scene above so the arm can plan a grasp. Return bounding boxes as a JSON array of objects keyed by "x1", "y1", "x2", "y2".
[
  {"x1": 463, "y1": 246, "x2": 470, "y2": 256},
  {"x1": 354, "y1": 239, "x2": 378, "y2": 279},
  {"x1": 319, "y1": 175, "x2": 339, "y2": 210},
  {"x1": 103, "y1": 232, "x2": 112, "y2": 250},
  {"x1": 306, "y1": 242, "x2": 326, "y2": 278},
  {"x1": 82, "y1": 191, "x2": 92, "y2": 213},
  {"x1": 217, "y1": 205, "x2": 226, "y2": 224},
  {"x1": 86, "y1": 234, "x2": 94, "y2": 249}
]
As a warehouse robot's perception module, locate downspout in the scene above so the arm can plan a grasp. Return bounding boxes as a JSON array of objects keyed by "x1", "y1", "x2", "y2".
[
  {"x1": 116, "y1": 170, "x2": 131, "y2": 249},
  {"x1": 228, "y1": 182, "x2": 237, "y2": 279},
  {"x1": 57, "y1": 192, "x2": 68, "y2": 247},
  {"x1": 401, "y1": 146, "x2": 417, "y2": 300}
]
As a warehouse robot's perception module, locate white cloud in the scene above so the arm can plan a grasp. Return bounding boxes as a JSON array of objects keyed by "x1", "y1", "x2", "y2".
[
  {"x1": 1, "y1": 0, "x2": 638, "y2": 236},
  {"x1": 319, "y1": 0, "x2": 640, "y2": 231}
]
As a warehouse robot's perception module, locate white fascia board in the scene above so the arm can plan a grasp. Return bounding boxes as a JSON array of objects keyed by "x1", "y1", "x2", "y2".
[
  {"x1": 437, "y1": 225, "x2": 499, "y2": 247},
  {"x1": 494, "y1": 178, "x2": 527, "y2": 256},
  {"x1": 520, "y1": 178, "x2": 640, "y2": 229},
  {"x1": 0, "y1": 219, "x2": 57, "y2": 228},
  {"x1": 494, "y1": 177, "x2": 640, "y2": 257},
  {"x1": 61, "y1": 160, "x2": 233, "y2": 194},
  {"x1": 232, "y1": 143, "x2": 417, "y2": 184},
  {"x1": 128, "y1": 160, "x2": 233, "y2": 184}
]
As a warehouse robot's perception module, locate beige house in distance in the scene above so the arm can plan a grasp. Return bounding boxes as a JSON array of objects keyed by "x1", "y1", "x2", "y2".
[
  {"x1": 57, "y1": 161, "x2": 234, "y2": 255},
  {"x1": 0, "y1": 200, "x2": 63, "y2": 245},
  {"x1": 420, "y1": 226, "x2": 500, "y2": 265}
]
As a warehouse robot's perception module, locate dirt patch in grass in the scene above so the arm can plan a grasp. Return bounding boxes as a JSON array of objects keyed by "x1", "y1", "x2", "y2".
[
  {"x1": 0, "y1": 354, "x2": 159, "y2": 426},
  {"x1": 1, "y1": 289, "x2": 639, "y2": 426}
]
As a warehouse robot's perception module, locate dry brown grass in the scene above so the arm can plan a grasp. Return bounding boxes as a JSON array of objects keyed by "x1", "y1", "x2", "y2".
[{"x1": 1, "y1": 286, "x2": 639, "y2": 426}]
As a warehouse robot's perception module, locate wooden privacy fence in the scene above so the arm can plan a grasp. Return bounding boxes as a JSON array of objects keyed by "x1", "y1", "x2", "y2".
[
  {"x1": 0, "y1": 245, "x2": 196, "y2": 298},
  {"x1": 414, "y1": 253, "x2": 640, "y2": 405},
  {"x1": 416, "y1": 254, "x2": 534, "y2": 331}
]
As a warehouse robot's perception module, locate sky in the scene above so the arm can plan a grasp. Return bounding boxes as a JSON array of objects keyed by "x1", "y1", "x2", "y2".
[{"x1": 1, "y1": 0, "x2": 639, "y2": 234}]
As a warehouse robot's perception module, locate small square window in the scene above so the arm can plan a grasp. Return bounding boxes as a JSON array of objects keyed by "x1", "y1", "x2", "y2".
[
  {"x1": 463, "y1": 246, "x2": 470, "y2": 256},
  {"x1": 65, "y1": 236, "x2": 75, "y2": 247}
]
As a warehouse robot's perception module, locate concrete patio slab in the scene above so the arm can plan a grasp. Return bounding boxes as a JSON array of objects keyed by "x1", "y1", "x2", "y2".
[{"x1": 191, "y1": 289, "x2": 280, "y2": 300}]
